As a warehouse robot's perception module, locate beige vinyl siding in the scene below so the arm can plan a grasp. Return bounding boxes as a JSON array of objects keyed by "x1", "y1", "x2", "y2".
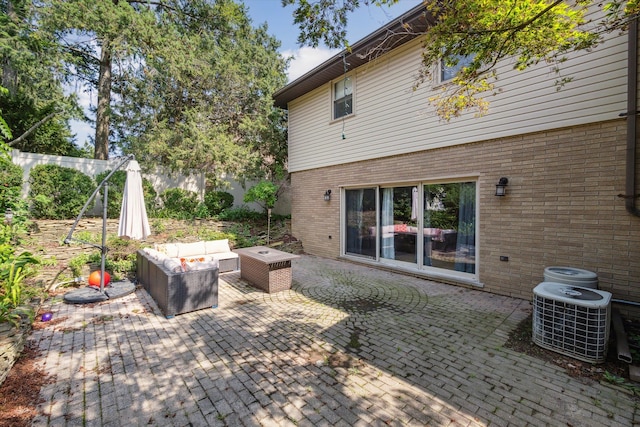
[
  {"x1": 287, "y1": 84, "x2": 331, "y2": 166},
  {"x1": 287, "y1": 27, "x2": 628, "y2": 173}
]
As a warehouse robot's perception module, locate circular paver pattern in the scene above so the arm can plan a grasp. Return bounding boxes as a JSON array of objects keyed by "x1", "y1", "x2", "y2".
[
  {"x1": 298, "y1": 267, "x2": 429, "y2": 315},
  {"x1": 288, "y1": 256, "x2": 431, "y2": 316}
]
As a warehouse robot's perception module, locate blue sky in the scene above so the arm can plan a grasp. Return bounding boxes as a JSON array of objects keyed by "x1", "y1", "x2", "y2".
[
  {"x1": 242, "y1": 0, "x2": 418, "y2": 80},
  {"x1": 70, "y1": 0, "x2": 419, "y2": 146}
]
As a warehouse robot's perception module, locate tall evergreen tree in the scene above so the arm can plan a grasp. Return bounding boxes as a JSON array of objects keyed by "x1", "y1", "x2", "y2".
[
  {"x1": 37, "y1": 0, "x2": 288, "y2": 184},
  {"x1": 38, "y1": 0, "x2": 160, "y2": 159},
  {"x1": 114, "y1": 0, "x2": 288, "y2": 184},
  {"x1": 1, "y1": 0, "x2": 82, "y2": 155}
]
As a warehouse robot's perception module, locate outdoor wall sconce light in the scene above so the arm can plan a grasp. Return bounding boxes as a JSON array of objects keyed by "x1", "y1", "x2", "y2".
[
  {"x1": 324, "y1": 189, "x2": 332, "y2": 201},
  {"x1": 495, "y1": 177, "x2": 509, "y2": 197}
]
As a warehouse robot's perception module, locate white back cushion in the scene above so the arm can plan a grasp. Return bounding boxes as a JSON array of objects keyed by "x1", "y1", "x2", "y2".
[
  {"x1": 205, "y1": 239, "x2": 230, "y2": 254},
  {"x1": 177, "y1": 241, "x2": 206, "y2": 257}
]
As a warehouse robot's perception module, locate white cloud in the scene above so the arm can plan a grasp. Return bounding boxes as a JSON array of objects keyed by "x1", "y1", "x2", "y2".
[{"x1": 282, "y1": 46, "x2": 340, "y2": 82}]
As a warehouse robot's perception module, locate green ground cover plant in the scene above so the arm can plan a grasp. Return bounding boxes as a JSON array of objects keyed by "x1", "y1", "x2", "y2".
[{"x1": 0, "y1": 219, "x2": 42, "y2": 326}]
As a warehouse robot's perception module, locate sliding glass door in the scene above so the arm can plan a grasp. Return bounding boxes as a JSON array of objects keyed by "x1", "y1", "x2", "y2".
[
  {"x1": 380, "y1": 186, "x2": 417, "y2": 264},
  {"x1": 342, "y1": 180, "x2": 477, "y2": 279},
  {"x1": 423, "y1": 182, "x2": 476, "y2": 274},
  {"x1": 345, "y1": 188, "x2": 376, "y2": 257}
]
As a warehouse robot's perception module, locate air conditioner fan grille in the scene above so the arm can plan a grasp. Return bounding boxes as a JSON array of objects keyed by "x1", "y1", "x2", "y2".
[{"x1": 532, "y1": 293, "x2": 610, "y2": 363}]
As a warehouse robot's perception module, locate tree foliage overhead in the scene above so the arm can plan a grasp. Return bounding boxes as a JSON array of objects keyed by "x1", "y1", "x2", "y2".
[
  {"x1": 285, "y1": 0, "x2": 640, "y2": 120},
  {"x1": 37, "y1": 0, "x2": 166, "y2": 160},
  {"x1": 0, "y1": 0, "x2": 82, "y2": 155},
  {"x1": 116, "y1": 0, "x2": 288, "y2": 185},
  {"x1": 35, "y1": 0, "x2": 288, "y2": 184}
]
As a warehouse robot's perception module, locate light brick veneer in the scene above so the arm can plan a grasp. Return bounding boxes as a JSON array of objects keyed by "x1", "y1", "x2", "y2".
[{"x1": 291, "y1": 119, "x2": 640, "y2": 300}]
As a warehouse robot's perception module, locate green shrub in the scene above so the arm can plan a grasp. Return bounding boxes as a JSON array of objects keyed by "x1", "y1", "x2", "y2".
[
  {"x1": 204, "y1": 191, "x2": 234, "y2": 216},
  {"x1": 0, "y1": 301, "x2": 21, "y2": 327},
  {"x1": 159, "y1": 188, "x2": 199, "y2": 218},
  {"x1": 28, "y1": 165, "x2": 95, "y2": 219},
  {"x1": 68, "y1": 253, "x2": 91, "y2": 277},
  {"x1": 0, "y1": 157, "x2": 23, "y2": 214},
  {"x1": 142, "y1": 180, "x2": 158, "y2": 212},
  {"x1": 151, "y1": 218, "x2": 167, "y2": 234},
  {"x1": 194, "y1": 203, "x2": 210, "y2": 219},
  {"x1": 95, "y1": 170, "x2": 126, "y2": 218},
  {"x1": 225, "y1": 223, "x2": 261, "y2": 248},
  {"x1": 1, "y1": 199, "x2": 30, "y2": 237},
  {"x1": 195, "y1": 229, "x2": 234, "y2": 242},
  {"x1": 95, "y1": 169, "x2": 158, "y2": 218},
  {"x1": 68, "y1": 247, "x2": 135, "y2": 281}
]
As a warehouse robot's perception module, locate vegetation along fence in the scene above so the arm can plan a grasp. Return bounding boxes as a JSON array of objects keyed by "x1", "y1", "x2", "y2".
[{"x1": 10, "y1": 150, "x2": 290, "y2": 215}]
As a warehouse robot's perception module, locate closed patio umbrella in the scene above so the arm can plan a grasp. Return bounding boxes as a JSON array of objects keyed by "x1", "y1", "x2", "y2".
[{"x1": 118, "y1": 160, "x2": 151, "y2": 240}]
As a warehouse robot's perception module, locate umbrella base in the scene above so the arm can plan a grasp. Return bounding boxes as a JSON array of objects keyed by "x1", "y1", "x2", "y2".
[{"x1": 64, "y1": 280, "x2": 136, "y2": 304}]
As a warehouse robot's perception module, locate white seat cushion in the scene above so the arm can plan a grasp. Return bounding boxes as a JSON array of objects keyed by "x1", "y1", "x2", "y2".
[
  {"x1": 183, "y1": 259, "x2": 219, "y2": 271},
  {"x1": 209, "y1": 252, "x2": 238, "y2": 260},
  {"x1": 156, "y1": 243, "x2": 180, "y2": 258}
]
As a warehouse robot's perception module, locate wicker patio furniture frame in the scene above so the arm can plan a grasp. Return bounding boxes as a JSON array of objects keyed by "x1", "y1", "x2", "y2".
[
  {"x1": 136, "y1": 250, "x2": 219, "y2": 318},
  {"x1": 234, "y1": 246, "x2": 300, "y2": 293}
]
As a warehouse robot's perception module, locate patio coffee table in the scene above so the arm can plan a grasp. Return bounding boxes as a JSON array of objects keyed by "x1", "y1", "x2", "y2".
[{"x1": 233, "y1": 246, "x2": 300, "y2": 293}]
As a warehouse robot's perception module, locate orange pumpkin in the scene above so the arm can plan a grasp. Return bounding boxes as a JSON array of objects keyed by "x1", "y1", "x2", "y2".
[{"x1": 88, "y1": 270, "x2": 111, "y2": 288}]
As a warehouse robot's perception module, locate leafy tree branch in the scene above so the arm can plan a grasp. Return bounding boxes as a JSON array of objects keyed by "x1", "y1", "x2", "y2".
[{"x1": 286, "y1": 0, "x2": 638, "y2": 120}]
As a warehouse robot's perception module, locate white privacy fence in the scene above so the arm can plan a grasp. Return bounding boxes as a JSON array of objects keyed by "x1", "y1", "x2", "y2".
[{"x1": 9, "y1": 150, "x2": 290, "y2": 215}]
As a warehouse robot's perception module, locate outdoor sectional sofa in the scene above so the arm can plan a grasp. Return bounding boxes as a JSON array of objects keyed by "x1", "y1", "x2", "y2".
[{"x1": 136, "y1": 239, "x2": 239, "y2": 317}]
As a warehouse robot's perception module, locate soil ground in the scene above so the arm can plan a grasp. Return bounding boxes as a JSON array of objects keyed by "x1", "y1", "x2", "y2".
[
  {"x1": 0, "y1": 339, "x2": 53, "y2": 427},
  {"x1": 504, "y1": 314, "x2": 631, "y2": 385}
]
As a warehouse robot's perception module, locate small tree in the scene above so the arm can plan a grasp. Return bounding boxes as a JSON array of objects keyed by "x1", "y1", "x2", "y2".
[{"x1": 244, "y1": 181, "x2": 278, "y2": 214}]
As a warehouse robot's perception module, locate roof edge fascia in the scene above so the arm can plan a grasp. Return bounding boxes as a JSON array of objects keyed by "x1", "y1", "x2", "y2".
[{"x1": 273, "y1": 3, "x2": 432, "y2": 109}]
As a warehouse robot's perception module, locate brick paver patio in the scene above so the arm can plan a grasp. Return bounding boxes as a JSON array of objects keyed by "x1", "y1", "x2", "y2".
[{"x1": 28, "y1": 255, "x2": 639, "y2": 426}]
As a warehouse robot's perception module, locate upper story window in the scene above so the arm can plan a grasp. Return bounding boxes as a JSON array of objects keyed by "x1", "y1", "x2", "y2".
[
  {"x1": 333, "y1": 77, "x2": 353, "y2": 120},
  {"x1": 440, "y1": 54, "x2": 474, "y2": 82}
]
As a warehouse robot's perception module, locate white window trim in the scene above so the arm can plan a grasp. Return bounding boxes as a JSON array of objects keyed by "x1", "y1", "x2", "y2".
[
  {"x1": 435, "y1": 54, "x2": 474, "y2": 86},
  {"x1": 331, "y1": 73, "x2": 355, "y2": 121}
]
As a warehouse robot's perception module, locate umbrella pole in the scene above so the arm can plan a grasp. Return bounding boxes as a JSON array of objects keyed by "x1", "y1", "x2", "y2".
[
  {"x1": 64, "y1": 154, "x2": 133, "y2": 246},
  {"x1": 100, "y1": 182, "x2": 109, "y2": 294}
]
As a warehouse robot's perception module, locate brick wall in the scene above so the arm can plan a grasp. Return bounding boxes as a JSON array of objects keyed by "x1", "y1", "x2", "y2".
[{"x1": 291, "y1": 119, "x2": 640, "y2": 300}]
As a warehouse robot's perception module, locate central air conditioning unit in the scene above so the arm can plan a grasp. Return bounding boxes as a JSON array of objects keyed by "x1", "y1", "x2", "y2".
[{"x1": 532, "y1": 282, "x2": 612, "y2": 363}]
